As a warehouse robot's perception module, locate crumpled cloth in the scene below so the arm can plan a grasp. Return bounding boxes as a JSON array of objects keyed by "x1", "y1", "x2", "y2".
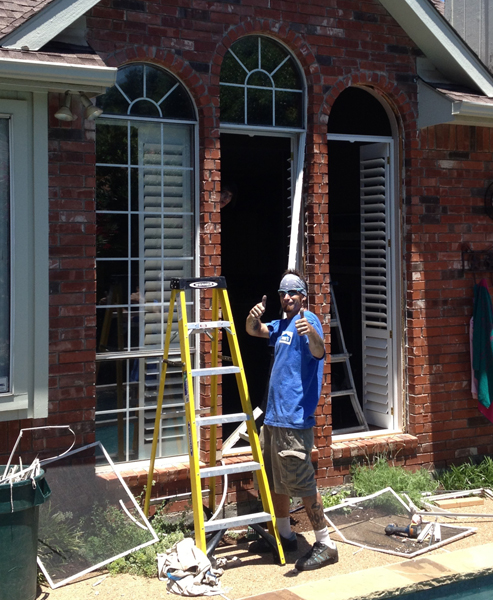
[{"x1": 157, "y1": 537, "x2": 223, "y2": 596}]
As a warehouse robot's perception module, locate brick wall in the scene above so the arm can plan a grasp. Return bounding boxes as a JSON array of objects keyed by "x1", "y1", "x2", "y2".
[
  {"x1": 406, "y1": 124, "x2": 493, "y2": 470},
  {"x1": 2, "y1": 0, "x2": 493, "y2": 500}
]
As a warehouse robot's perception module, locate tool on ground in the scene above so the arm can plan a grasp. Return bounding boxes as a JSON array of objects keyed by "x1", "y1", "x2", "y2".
[
  {"x1": 143, "y1": 277, "x2": 285, "y2": 564},
  {"x1": 330, "y1": 282, "x2": 369, "y2": 434},
  {"x1": 385, "y1": 522, "x2": 422, "y2": 538}
]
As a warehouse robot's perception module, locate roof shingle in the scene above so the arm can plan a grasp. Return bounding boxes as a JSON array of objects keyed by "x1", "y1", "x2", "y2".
[{"x1": 0, "y1": 0, "x2": 57, "y2": 37}]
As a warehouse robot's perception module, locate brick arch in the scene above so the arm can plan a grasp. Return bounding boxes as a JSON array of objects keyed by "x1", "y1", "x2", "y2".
[
  {"x1": 212, "y1": 20, "x2": 325, "y2": 130},
  {"x1": 321, "y1": 74, "x2": 418, "y2": 135},
  {"x1": 103, "y1": 48, "x2": 208, "y2": 122}
]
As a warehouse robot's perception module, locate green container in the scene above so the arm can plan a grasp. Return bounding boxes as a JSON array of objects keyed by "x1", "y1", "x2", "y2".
[{"x1": 0, "y1": 468, "x2": 51, "y2": 600}]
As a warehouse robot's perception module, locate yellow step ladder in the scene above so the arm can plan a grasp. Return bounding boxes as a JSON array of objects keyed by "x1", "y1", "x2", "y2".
[{"x1": 144, "y1": 276, "x2": 285, "y2": 563}]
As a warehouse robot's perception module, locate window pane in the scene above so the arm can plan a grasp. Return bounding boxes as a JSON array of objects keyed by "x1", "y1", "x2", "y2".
[
  {"x1": 96, "y1": 167, "x2": 128, "y2": 212},
  {"x1": 272, "y1": 60, "x2": 302, "y2": 90},
  {"x1": 248, "y1": 71, "x2": 271, "y2": 88},
  {"x1": 96, "y1": 358, "x2": 187, "y2": 462},
  {"x1": 129, "y1": 99, "x2": 161, "y2": 118},
  {"x1": 275, "y1": 91, "x2": 303, "y2": 127},
  {"x1": 247, "y1": 88, "x2": 273, "y2": 126},
  {"x1": 259, "y1": 37, "x2": 288, "y2": 73},
  {"x1": 96, "y1": 121, "x2": 128, "y2": 164},
  {"x1": 232, "y1": 35, "x2": 258, "y2": 71},
  {"x1": 0, "y1": 118, "x2": 9, "y2": 392},
  {"x1": 220, "y1": 86, "x2": 244, "y2": 123},
  {"x1": 220, "y1": 52, "x2": 246, "y2": 85}
]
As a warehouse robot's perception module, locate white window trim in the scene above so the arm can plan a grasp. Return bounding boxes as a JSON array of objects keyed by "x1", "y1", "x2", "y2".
[{"x1": 0, "y1": 94, "x2": 48, "y2": 421}]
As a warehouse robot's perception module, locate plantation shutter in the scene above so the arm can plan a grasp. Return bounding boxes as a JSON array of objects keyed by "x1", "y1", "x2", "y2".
[
  {"x1": 360, "y1": 142, "x2": 393, "y2": 428},
  {"x1": 139, "y1": 133, "x2": 193, "y2": 458}
]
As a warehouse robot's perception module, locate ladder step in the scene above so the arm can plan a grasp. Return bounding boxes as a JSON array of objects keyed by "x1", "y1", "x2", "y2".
[
  {"x1": 331, "y1": 353, "x2": 350, "y2": 363},
  {"x1": 191, "y1": 366, "x2": 240, "y2": 377},
  {"x1": 331, "y1": 389, "x2": 357, "y2": 398},
  {"x1": 204, "y1": 511, "x2": 272, "y2": 533},
  {"x1": 200, "y1": 460, "x2": 261, "y2": 479},
  {"x1": 197, "y1": 412, "x2": 249, "y2": 426},
  {"x1": 187, "y1": 320, "x2": 231, "y2": 332}
]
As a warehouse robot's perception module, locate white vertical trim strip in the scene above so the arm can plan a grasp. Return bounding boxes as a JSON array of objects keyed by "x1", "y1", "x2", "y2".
[{"x1": 287, "y1": 132, "x2": 306, "y2": 269}]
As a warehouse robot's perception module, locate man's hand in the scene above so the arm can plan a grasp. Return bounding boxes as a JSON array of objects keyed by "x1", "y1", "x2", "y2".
[
  {"x1": 246, "y1": 296, "x2": 269, "y2": 338},
  {"x1": 295, "y1": 308, "x2": 325, "y2": 358}
]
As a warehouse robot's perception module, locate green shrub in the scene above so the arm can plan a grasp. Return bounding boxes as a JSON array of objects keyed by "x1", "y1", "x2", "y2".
[
  {"x1": 322, "y1": 489, "x2": 351, "y2": 509},
  {"x1": 107, "y1": 502, "x2": 192, "y2": 578},
  {"x1": 350, "y1": 454, "x2": 438, "y2": 507}
]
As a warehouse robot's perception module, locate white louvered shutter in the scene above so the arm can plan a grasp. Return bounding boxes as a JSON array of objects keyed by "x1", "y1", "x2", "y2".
[
  {"x1": 138, "y1": 131, "x2": 193, "y2": 458},
  {"x1": 360, "y1": 142, "x2": 393, "y2": 428}
]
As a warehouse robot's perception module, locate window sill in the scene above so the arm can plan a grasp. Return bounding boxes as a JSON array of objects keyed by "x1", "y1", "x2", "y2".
[{"x1": 331, "y1": 434, "x2": 418, "y2": 467}]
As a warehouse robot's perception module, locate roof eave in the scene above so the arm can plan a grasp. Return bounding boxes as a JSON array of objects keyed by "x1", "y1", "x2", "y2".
[
  {"x1": 0, "y1": 56, "x2": 116, "y2": 94},
  {"x1": 418, "y1": 80, "x2": 493, "y2": 128},
  {"x1": 379, "y1": 0, "x2": 493, "y2": 97},
  {"x1": 1, "y1": 0, "x2": 101, "y2": 51}
]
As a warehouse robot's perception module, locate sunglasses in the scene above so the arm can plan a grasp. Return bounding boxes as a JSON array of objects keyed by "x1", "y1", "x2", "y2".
[{"x1": 278, "y1": 290, "x2": 301, "y2": 297}]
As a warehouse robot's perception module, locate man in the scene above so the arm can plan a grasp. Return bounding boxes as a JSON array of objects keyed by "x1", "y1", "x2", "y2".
[{"x1": 246, "y1": 270, "x2": 338, "y2": 571}]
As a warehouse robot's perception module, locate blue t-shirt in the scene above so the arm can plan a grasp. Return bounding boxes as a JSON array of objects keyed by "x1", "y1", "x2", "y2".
[{"x1": 265, "y1": 310, "x2": 325, "y2": 429}]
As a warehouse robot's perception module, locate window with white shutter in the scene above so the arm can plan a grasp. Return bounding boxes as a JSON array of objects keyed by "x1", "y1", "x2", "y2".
[
  {"x1": 95, "y1": 65, "x2": 197, "y2": 463},
  {"x1": 360, "y1": 142, "x2": 394, "y2": 429}
]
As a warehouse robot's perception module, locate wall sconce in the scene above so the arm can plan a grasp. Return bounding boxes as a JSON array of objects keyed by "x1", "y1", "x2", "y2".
[
  {"x1": 80, "y1": 92, "x2": 103, "y2": 120},
  {"x1": 54, "y1": 91, "x2": 76, "y2": 121}
]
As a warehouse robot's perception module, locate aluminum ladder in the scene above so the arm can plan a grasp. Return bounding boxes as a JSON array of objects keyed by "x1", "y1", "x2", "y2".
[
  {"x1": 144, "y1": 276, "x2": 285, "y2": 563},
  {"x1": 330, "y1": 282, "x2": 369, "y2": 434}
]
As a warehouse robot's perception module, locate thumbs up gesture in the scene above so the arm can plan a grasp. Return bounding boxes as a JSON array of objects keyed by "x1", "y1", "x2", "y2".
[
  {"x1": 249, "y1": 295, "x2": 267, "y2": 321},
  {"x1": 295, "y1": 307, "x2": 310, "y2": 336}
]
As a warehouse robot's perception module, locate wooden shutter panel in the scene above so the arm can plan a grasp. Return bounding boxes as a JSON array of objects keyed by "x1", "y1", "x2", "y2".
[
  {"x1": 360, "y1": 142, "x2": 393, "y2": 428},
  {"x1": 140, "y1": 138, "x2": 192, "y2": 457}
]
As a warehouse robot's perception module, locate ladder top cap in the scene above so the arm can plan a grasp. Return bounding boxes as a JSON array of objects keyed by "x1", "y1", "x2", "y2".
[{"x1": 171, "y1": 277, "x2": 227, "y2": 290}]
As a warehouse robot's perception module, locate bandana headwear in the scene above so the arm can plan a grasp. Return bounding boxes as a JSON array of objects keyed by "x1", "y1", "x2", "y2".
[{"x1": 278, "y1": 274, "x2": 307, "y2": 296}]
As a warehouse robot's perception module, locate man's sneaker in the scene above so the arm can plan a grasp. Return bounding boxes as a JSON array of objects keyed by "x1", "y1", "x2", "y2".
[
  {"x1": 294, "y1": 542, "x2": 338, "y2": 571},
  {"x1": 248, "y1": 533, "x2": 298, "y2": 554}
]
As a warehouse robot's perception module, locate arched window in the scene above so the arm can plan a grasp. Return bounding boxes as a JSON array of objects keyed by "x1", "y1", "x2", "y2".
[
  {"x1": 95, "y1": 64, "x2": 196, "y2": 463},
  {"x1": 220, "y1": 36, "x2": 304, "y2": 128}
]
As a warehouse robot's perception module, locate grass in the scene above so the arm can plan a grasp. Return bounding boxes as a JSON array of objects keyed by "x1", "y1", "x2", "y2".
[
  {"x1": 350, "y1": 454, "x2": 439, "y2": 507},
  {"x1": 435, "y1": 456, "x2": 493, "y2": 491}
]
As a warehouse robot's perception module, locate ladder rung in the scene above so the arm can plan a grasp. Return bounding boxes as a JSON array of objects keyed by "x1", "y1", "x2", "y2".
[
  {"x1": 187, "y1": 320, "x2": 231, "y2": 331},
  {"x1": 204, "y1": 511, "x2": 272, "y2": 533},
  {"x1": 196, "y1": 412, "x2": 249, "y2": 426},
  {"x1": 200, "y1": 460, "x2": 261, "y2": 479},
  {"x1": 191, "y1": 366, "x2": 240, "y2": 377},
  {"x1": 331, "y1": 353, "x2": 350, "y2": 363},
  {"x1": 331, "y1": 389, "x2": 357, "y2": 398}
]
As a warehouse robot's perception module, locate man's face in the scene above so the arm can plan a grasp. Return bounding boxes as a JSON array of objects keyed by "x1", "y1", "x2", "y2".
[{"x1": 279, "y1": 290, "x2": 304, "y2": 318}]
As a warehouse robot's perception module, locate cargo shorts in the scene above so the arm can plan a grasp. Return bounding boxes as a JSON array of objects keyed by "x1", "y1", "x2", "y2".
[{"x1": 259, "y1": 424, "x2": 317, "y2": 498}]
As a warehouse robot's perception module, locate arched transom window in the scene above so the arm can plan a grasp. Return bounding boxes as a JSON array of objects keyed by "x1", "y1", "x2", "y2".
[{"x1": 220, "y1": 36, "x2": 304, "y2": 128}]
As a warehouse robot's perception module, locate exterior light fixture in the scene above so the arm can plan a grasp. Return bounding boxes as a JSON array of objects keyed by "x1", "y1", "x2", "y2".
[
  {"x1": 80, "y1": 92, "x2": 103, "y2": 120},
  {"x1": 54, "y1": 92, "x2": 76, "y2": 121}
]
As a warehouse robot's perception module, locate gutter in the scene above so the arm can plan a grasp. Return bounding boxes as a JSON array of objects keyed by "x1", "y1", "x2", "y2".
[
  {"x1": 418, "y1": 80, "x2": 493, "y2": 128},
  {"x1": 0, "y1": 55, "x2": 116, "y2": 93}
]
